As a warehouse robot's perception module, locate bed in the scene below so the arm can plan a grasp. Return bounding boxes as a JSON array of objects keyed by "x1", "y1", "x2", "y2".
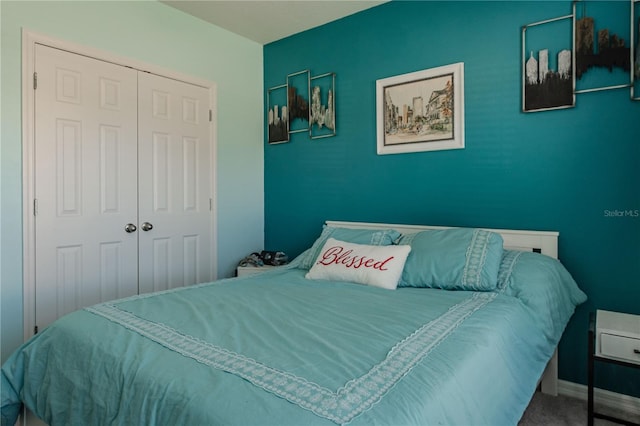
[{"x1": 1, "y1": 221, "x2": 587, "y2": 426}]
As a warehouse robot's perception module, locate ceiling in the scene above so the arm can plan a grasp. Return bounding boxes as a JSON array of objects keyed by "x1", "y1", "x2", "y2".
[{"x1": 161, "y1": 1, "x2": 389, "y2": 45}]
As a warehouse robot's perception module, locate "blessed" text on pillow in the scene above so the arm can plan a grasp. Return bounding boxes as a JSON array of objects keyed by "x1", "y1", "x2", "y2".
[{"x1": 317, "y1": 245, "x2": 394, "y2": 270}]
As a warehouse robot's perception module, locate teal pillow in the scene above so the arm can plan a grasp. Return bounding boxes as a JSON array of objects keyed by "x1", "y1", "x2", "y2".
[
  {"x1": 496, "y1": 249, "x2": 524, "y2": 291},
  {"x1": 299, "y1": 226, "x2": 401, "y2": 270},
  {"x1": 397, "y1": 228, "x2": 504, "y2": 291}
]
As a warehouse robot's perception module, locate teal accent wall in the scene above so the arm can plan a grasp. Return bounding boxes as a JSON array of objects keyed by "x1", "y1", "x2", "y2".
[
  {"x1": 1, "y1": 1, "x2": 264, "y2": 363},
  {"x1": 264, "y1": 1, "x2": 640, "y2": 396}
]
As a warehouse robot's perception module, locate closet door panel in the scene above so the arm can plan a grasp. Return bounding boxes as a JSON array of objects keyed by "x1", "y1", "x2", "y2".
[
  {"x1": 34, "y1": 45, "x2": 139, "y2": 329},
  {"x1": 137, "y1": 72, "x2": 212, "y2": 293}
]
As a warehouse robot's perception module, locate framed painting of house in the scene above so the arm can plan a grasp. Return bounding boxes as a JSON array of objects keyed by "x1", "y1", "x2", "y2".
[{"x1": 376, "y1": 62, "x2": 464, "y2": 155}]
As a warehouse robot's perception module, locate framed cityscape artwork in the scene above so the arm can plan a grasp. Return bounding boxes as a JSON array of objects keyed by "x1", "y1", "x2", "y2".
[{"x1": 376, "y1": 62, "x2": 464, "y2": 155}]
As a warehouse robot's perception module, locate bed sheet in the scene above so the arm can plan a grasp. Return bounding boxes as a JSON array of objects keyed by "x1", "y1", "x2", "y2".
[{"x1": 2, "y1": 263, "x2": 580, "y2": 426}]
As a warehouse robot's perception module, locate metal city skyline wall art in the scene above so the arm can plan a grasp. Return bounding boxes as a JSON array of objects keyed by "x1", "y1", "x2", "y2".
[
  {"x1": 522, "y1": 0, "x2": 639, "y2": 113},
  {"x1": 522, "y1": 13, "x2": 575, "y2": 112},
  {"x1": 267, "y1": 69, "x2": 336, "y2": 145}
]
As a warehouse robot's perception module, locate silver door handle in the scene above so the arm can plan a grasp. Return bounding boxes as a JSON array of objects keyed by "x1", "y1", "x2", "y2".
[
  {"x1": 124, "y1": 223, "x2": 137, "y2": 233},
  {"x1": 141, "y1": 222, "x2": 153, "y2": 232}
]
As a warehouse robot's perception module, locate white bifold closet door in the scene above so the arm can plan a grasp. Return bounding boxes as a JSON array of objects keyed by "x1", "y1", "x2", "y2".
[
  {"x1": 34, "y1": 44, "x2": 212, "y2": 331},
  {"x1": 137, "y1": 72, "x2": 212, "y2": 294}
]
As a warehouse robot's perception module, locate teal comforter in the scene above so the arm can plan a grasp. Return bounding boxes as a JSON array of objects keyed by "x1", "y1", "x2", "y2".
[{"x1": 2, "y1": 253, "x2": 586, "y2": 426}]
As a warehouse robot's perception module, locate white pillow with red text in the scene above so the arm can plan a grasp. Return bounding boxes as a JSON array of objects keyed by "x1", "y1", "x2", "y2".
[{"x1": 305, "y1": 238, "x2": 411, "y2": 290}]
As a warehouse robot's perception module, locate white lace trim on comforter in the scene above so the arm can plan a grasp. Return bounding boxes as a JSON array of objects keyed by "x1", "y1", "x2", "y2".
[{"x1": 86, "y1": 292, "x2": 496, "y2": 424}]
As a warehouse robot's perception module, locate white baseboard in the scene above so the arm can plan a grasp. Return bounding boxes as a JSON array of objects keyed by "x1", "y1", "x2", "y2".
[{"x1": 558, "y1": 379, "x2": 640, "y2": 417}]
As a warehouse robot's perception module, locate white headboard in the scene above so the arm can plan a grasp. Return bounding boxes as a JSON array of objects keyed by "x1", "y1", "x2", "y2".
[{"x1": 325, "y1": 221, "x2": 559, "y2": 259}]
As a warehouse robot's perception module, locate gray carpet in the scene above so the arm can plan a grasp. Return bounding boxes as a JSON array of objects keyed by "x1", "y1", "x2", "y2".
[{"x1": 519, "y1": 392, "x2": 640, "y2": 426}]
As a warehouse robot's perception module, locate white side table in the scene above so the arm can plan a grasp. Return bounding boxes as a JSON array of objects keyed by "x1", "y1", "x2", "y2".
[
  {"x1": 236, "y1": 265, "x2": 277, "y2": 277},
  {"x1": 588, "y1": 310, "x2": 640, "y2": 426}
]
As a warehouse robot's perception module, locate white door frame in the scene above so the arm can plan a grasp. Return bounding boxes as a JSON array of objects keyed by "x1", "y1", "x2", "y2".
[{"x1": 21, "y1": 29, "x2": 218, "y2": 342}]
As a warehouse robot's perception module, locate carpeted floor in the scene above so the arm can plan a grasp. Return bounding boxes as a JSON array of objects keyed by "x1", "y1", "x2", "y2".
[{"x1": 519, "y1": 392, "x2": 640, "y2": 426}]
